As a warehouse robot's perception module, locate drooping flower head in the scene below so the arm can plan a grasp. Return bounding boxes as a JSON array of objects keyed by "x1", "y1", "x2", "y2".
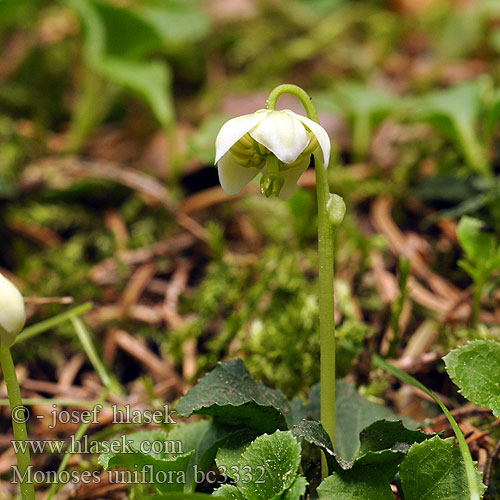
[
  {"x1": 0, "y1": 273, "x2": 25, "y2": 348},
  {"x1": 215, "y1": 109, "x2": 330, "y2": 200}
]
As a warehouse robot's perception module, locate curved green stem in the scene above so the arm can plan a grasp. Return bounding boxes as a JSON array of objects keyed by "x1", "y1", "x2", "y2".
[
  {"x1": 267, "y1": 84, "x2": 336, "y2": 478},
  {"x1": 0, "y1": 345, "x2": 35, "y2": 500}
]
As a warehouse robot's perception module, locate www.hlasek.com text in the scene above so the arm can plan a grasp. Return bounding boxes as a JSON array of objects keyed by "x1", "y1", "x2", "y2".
[{"x1": 11, "y1": 435, "x2": 183, "y2": 456}]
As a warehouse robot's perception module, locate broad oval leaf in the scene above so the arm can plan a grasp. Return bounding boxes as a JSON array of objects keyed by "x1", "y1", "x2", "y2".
[
  {"x1": 236, "y1": 430, "x2": 301, "y2": 500},
  {"x1": 176, "y1": 359, "x2": 290, "y2": 433},
  {"x1": 444, "y1": 339, "x2": 500, "y2": 418},
  {"x1": 400, "y1": 436, "x2": 485, "y2": 500},
  {"x1": 317, "y1": 467, "x2": 394, "y2": 500}
]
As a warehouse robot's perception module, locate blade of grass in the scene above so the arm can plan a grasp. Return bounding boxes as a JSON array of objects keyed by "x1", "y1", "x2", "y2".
[
  {"x1": 70, "y1": 317, "x2": 122, "y2": 394},
  {"x1": 15, "y1": 302, "x2": 93, "y2": 344},
  {"x1": 373, "y1": 353, "x2": 483, "y2": 500}
]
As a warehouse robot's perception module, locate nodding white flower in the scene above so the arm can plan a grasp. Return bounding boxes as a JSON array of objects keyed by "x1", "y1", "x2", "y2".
[
  {"x1": 0, "y1": 273, "x2": 25, "y2": 348},
  {"x1": 215, "y1": 109, "x2": 330, "y2": 200}
]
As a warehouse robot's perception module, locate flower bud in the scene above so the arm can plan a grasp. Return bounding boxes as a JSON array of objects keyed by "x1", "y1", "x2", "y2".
[
  {"x1": 327, "y1": 193, "x2": 346, "y2": 229},
  {"x1": 0, "y1": 273, "x2": 25, "y2": 348}
]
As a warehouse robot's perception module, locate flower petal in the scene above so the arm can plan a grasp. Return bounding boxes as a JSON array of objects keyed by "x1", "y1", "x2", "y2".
[
  {"x1": 0, "y1": 273, "x2": 25, "y2": 347},
  {"x1": 215, "y1": 111, "x2": 268, "y2": 164},
  {"x1": 275, "y1": 156, "x2": 310, "y2": 201},
  {"x1": 285, "y1": 110, "x2": 331, "y2": 169},
  {"x1": 249, "y1": 110, "x2": 309, "y2": 164},
  {"x1": 217, "y1": 153, "x2": 260, "y2": 196}
]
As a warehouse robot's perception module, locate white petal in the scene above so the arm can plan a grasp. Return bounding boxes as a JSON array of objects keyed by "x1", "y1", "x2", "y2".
[
  {"x1": 0, "y1": 273, "x2": 25, "y2": 347},
  {"x1": 284, "y1": 110, "x2": 331, "y2": 169},
  {"x1": 249, "y1": 110, "x2": 309, "y2": 164},
  {"x1": 215, "y1": 111, "x2": 268, "y2": 164},
  {"x1": 275, "y1": 156, "x2": 310, "y2": 201},
  {"x1": 217, "y1": 153, "x2": 260, "y2": 196}
]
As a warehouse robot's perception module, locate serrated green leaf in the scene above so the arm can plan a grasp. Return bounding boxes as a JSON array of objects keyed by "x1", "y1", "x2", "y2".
[
  {"x1": 357, "y1": 420, "x2": 431, "y2": 456},
  {"x1": 317, "y1": 467, "x2": 394, "y2": 500},
  {"x1": 291, "y1": 420, "x2": 337, "y2": 473},
  {"x1": 351, "y1": 420, "x2": 433, "y2": 480},
  {"x1": 215, "y1": 428, "x2": 260, "y2": 476},
  {"x1": 282, "y1": 476, "x2": 308, "y2": 500},
  {"x1": 167, "y1": 420, "x2": 241, "y2": 491},
  {"x1": 98, "y1": 430, "x2": 194, "y2": 493},
  {"x1": 309, "y1": 381, "x2": 417, "y2": 462},
  {"x1": 176, "y1": 359, "x2": 290, "y2": 433},
  {"x1": 444, "y1": 339, "x2": 500, "y2": 418},
  {"x1": 236, "y1": 431, "x2": 302, "y2": 500},
  {"x1": 400, "y1": 436, "x2": 486, "y2": 500},
  {"x1": 212, "y1": 484, "x2": 245, "y2": 500}
]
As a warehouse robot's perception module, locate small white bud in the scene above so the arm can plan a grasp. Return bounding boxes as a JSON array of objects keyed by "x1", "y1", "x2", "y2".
[
  {"x1": 0, "y1": 273, "x2": 25, "y2": 348},
  {"x1": 327, "y1": 193, "x2": 346, "y2": 229}
]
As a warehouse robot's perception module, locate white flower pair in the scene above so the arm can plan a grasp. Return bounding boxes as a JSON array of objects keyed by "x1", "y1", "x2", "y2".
[{"x1": 215, "y1": 109, "x2": 330, "y2": 200}]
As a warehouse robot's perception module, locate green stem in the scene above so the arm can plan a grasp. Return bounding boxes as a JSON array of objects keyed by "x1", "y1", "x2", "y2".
[
  {"x1": 65, "y1": 69, "x2": 115, "y2": 154},
  {"x1": 15, "y1": 302, "x2": 93, "y2": 345},
  {"x1": 0, "y1": 345, "x2": 35, "y2": 500},
  {"x1": 267, "y1": 84, "x2": 336, "y2": 478},
  {"x1": 471, "y1": 278, "x2": 483, "y2": 328},
  {"x1": 373, "y1": 354, "x2": 482, "y2": 500},
  {"x1": 456, "y1": 120, "x2": 492, "y2": 178}
]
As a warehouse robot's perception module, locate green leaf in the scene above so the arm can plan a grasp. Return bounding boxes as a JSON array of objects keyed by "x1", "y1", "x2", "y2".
[
  {"x1": 317, "y1": 467, "x2": 394, "y2": 500},
  {"x1": 167, "y1": 420, "x2": 241, "y2": 491},
  {"x1": 95, "y1": 57, "x2": 173, "y2": 129},
  {"x1": 212, "y1": 485, "x2": 245, "y2": 500},
  {"x1": 291, "y1": 420, "x2": 336, "y2": 473},
  {"x1": 457, "y1": 216, "x2": 497, "y2": 266},
  {"x1": 287, "y1": 397, "x2": 307, "y2": 427},
  {"x1": 98, "y1": 430, "x2": 194, "y2": 493},
  {"x1": 332, "y1": 82, "x2": 399, "y2": 160},
  {"x1": 90, "y1": 0, "x2": 165, "y2": 58},
  {"x1": 350, "y1": 420, "x2": 433, "y2": 480},
  {"x1": 357, "y1": 420, "x2": 430, "y2": 457},
  {"x1": 215, "y1": 429, "x2": 260, "y2": 475},
  {"x1": 176, "y1": 359, "x2": 290, "y2": 433},
  {"x1": 413, "y1": 81, "x2": 490, "y2": 176},
  {"x1": 309, "y1": 381, "x2": 417, "y2": 462},
  {"x1": 282, "y1": 476, "x2": 308, "y2": 500},
  {"x1": 68, "y1": 0, "x2": 174, "y2": 129},
  {"x1": 400, "y1": 436, "x2": 486, "y2": 500},
  {"x1": 133, "y1": 0, "x2": 211, "y2": 48},
  {"x1": 373, "y1": 354, "x2": 485, "y2": 500},
  {"x1": 444, "y1": 339, "x2": 500, "y2": 418},
  {"x1": 236, "y1": 431, "x2": 302, "y2": 500},
  {"x1": 313, "y1": 420, "x2": 431, "y2": 500}
]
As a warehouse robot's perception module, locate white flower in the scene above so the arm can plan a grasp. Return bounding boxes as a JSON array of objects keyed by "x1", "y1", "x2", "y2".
[
  {"x1": 215, "y1": 109, "x2": 330, "y2": 200},
  {"x1": 0, "y1": 273, "x2": 25, "y2": 348}
]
